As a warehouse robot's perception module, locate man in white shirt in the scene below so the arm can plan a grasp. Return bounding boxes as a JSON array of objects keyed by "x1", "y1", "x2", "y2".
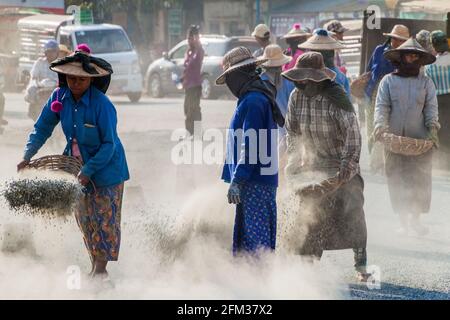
[{"x1": 24, "y1": 40, "x2": 60, "y2": 104}]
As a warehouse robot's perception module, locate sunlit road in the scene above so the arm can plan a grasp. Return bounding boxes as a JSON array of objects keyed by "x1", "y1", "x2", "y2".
[{"x1": 1, "y1": 92, "x2": 449, "y2": 299}]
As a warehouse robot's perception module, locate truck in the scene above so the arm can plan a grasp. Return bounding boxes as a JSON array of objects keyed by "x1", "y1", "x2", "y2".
[{"x1": 16, "y1": 14, "x2": 143, "y2": 102}]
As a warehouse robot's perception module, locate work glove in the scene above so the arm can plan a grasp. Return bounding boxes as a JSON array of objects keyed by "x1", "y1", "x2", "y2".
[
  {"x1": 427, "y1": 126, "x2": 439, "y2": 149},
  {"x1": 227, "y1": 181, "x2": 242, "y2": 205}
]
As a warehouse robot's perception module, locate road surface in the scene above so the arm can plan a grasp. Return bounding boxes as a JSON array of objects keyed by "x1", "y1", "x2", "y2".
[{"x1": 0, "y1": 93, "x2": 448, "y2": 299}]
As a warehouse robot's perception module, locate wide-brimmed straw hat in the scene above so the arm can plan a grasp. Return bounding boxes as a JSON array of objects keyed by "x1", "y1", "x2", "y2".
[
  {"x1": 215, "y1": 46, "x2": 267, "y2": 85},
  {"x1": 50, "y1": 52, "x2": 113, "y2": 93},
  {"x1": 282, "y1": 23, "x2": 311, "y2": 39},
  {"x1": 298, "y1": 28, "x2": 345, "y2": 50},
  {"x1": 258, "y1": 44, "x2": 292, "y2": 67},
  {"x1": 324, "y1": 20, "x2": 349, "y2": 34},
  {"x1": 50, "y1": 54, "x2": 111, "y2": 78},
  {"x1": 383, "y1": 24, "x2": 410, "y2": 41},
  {"x1": 282, "y1": 51, "x2": 336, "y2": 82},
  {"x1": 384, "y1": 37, "x2": 436, "y2": 66},
  {"x1": 251, "y1": 24, "x2": 270, "y2": 39}
]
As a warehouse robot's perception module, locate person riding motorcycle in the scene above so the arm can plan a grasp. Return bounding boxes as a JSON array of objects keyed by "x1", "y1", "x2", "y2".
[{"x1": 24, "y1": 40, "x2": 60, "y2": 120}]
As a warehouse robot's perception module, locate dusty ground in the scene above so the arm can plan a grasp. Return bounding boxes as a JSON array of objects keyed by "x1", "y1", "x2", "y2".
[{"x1": 0, "y1": 92, "x2": 449, "y2": 299}]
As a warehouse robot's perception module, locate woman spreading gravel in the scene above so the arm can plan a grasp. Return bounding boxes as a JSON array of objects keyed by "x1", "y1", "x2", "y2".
[{"x1": 17, "y1": 49, "x2": 130, "y2": 281}]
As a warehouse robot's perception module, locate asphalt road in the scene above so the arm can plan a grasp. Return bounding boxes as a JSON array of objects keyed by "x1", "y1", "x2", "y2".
[{"x1": 0, "y1": 92, "x2": 449, "y2": 299}]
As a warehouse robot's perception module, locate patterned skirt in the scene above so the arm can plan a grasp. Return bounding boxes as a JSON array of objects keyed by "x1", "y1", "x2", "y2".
[
  {"x1": 233, "y1": 182, "x2": 277, "y2": 254},
  {"x1": 75, "y1": 183, "x2": 124, "y2": 262},
  {"x1": 299, "y1": 174, "x2": 367, "y2": 254}
]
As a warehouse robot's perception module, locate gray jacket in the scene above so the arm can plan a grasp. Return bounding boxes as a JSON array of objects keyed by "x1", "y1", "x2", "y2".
[{"x1": 374, "y1": 73, "x2": 439, "y2": 139}]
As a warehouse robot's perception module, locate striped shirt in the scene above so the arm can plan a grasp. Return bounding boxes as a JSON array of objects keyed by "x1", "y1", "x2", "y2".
[
  {"x1": 285, "y1": 88, "x2": 361, "y2": 181},
  {"x1": 425, "y1": 52, "x2": 450, "y2": 96}
]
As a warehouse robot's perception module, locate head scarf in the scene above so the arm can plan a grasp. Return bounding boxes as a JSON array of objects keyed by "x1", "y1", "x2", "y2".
[
  {"x1": 263, "y1": 66, "x2": 283, "y2": 88},
  {"x1": 295, "y1": 80, "x2": 354, "y2": 113},
  {"x1": 225, "y1": 64, "x2": 285, "y2": 127},
  {"x1": 393, "y1": 52, "x2": 421, "y2": 77}
]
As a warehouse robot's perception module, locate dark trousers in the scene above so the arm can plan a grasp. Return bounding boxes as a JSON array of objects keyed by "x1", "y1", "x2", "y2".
[{"x1": 184, "y1": 86, "x2": 202, "y2": 135}]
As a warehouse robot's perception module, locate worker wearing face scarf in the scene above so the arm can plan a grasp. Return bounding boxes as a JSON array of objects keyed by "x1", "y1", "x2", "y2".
[{"x1": 215, "y1": 47, "x2": 284, "y2": 255}]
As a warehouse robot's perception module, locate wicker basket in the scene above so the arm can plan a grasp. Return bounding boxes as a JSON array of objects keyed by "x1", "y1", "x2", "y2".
[
  {"x1": 296, "y1": 175, "x2": 342, "y2": 199},
  {"x1": 26, "y1": 155, "x2": 82, "y2": 177},
  {"x1": 380, "y1": 133, "x2": 433, "y2": 156},
  {"x1": 350, "y1": 71, "x2": 371, "y2": 99}
]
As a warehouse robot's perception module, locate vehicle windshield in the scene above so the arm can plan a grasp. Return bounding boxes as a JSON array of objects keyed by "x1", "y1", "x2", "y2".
[
  {"x1": 201, "y1": 41, "x2": 227, "y2": 57},
  {"x1": 75, "y1": 29, "x2": 133, "y2": 54},
  {"x1": 200, "y1": 40, "x2": 258, "y2": 57}
]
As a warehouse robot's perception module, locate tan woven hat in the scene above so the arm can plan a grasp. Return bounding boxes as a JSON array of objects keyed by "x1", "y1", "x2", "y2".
[
  {"x1": 383, "y1": 24, "x2": 410, "y2": 41},
  {"x1": 251, "y1": 24, "x2": 270, "y2": 39},
  {"x1": 282, "y1": 23, "x2": 311, "y2": 39},
  {"x1": 215, "y1": 46, "x2": 267, "y2": 85},
  {"x1": 282, "y1": 51, "x2": 336, "y2": 82},
  {"x1": 298, "y1": 28, "x2": 345, "y2": 50},
  {"x1": 258, "y1": 44, "x2": 292, "y2": 67},
  {"x1": 384, "y1": 37, "x2": 436, "y2": 66},
  {"x1": 324, "y1": 20, "x2": 349, "y2": 34},
  {"x1": 50, "y1": 61, "x2": 110, "y2": 77}
]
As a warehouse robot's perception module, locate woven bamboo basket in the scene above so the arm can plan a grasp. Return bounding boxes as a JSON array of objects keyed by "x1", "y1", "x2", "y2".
[
  {"x1": 380, "y1": 133, "x2": 433, "y2": 156},
  {"x1": 296, "y1": 175, "x2": 342, "y2": 199},
  {"x1": 26, "y1": 155, "x2": 82, "y2": 177}
]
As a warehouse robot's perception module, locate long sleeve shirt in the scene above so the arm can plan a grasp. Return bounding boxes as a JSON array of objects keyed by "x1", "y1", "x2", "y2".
[
  {"x1": 425, "y1": 52, "x2": 450, "y2": 96},
  {"x1": 285, "y1": 88, "x2": 362, "y2": 182},
  {"x1": 222, "y1": 91, "x2": 279, "y2": 187},
  {"x1": 329, "y1": 66, "x2": 351, "y2": 97},
  {"x1": 260, "y1": 73, "x2": 295, "y2": 139},
  {"x1": 183, "y1": 44, "x2": 204, "y2": 89},
  {"x1": 282, "y1": 48, "x2": 305, "y2": 72},
  {"x1": 365, "y1": 44, "x2": 395, "y2": 98},
  {"x1": 24, "y1": 86, "x2": 130, "y2": 187},
  {"x1": 374, "y1": 73, "x2": 440, "y2": 139}
]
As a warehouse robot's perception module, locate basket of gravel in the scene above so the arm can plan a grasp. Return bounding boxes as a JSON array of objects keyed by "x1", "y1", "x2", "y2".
[
  {"x1": 380, "y1": 133, "x2": 433, "y2": 156},
  {"x1": 1, "y1": 155, "x2": 84, "y2": 218}
]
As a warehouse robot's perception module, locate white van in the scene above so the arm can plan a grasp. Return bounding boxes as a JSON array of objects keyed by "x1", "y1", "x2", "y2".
[{"x1": 17, "y1": 14, "x2": 143, "y2": 102}]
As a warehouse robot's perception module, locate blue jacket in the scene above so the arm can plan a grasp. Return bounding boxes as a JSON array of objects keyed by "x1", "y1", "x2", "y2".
[
  {"x1": 222, "y1": 91, "x2": 278, "y2": 187},
  {"x1": 365, "y1": 43, "x2": 395, "y2": 98},
  {"x1": 260, "y1": 73, "x2": 295, "y2": 139},
  {"x1": 24, "y1": 86, "x2": 130, "y2": 188},
  {"x1": 329, "y1": 66, "x2": 351, "y2": 97}
]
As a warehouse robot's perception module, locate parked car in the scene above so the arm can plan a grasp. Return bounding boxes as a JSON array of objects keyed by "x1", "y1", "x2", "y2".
[
  {"x1": 16, "y1": 14, "x2": 143, "y2": 102},
  {"x1": 145, "y1": 35, "x2": 260, "y2": 99}
]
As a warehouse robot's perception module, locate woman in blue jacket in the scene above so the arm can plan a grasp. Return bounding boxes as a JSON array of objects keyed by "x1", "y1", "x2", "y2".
[
  {"x1": 215, "y1": 47, "x2": 284, "y2": 254},
  {"x1": 17, "y1": 51, "x2": 129, "y2": 279}
]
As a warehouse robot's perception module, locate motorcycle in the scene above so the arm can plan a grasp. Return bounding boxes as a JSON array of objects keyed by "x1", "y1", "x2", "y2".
[
  {"x1": 25, "y1": 78, "x2": 65, "y2": 151},
  {"x1": 25, "y1": 78, "x2": 57, "y2": 121}
]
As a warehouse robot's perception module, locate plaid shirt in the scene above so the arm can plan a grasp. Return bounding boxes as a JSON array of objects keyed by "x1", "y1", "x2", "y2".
[
  {"x1": 285, "y1": 88, "x2": 361, "y2": 181},
  {"x1": 425, "y1": 52, "x2": 450, "y2": 96}
]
